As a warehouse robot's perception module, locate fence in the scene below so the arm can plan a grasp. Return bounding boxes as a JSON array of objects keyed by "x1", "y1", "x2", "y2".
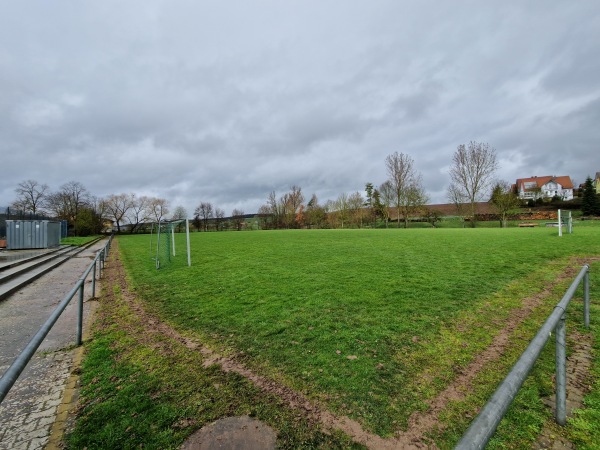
[
  {"x1": 0, "y1": 236, "x2": 113, "y2": 405},
  {"x1": 455, "y1": 264, "x2": 591, "y2": 449}
]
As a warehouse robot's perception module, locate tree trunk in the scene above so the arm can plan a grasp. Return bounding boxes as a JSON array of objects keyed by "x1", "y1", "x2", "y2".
[{"x1": 470, "y1": 201, "x2": 477, "y2": 228}]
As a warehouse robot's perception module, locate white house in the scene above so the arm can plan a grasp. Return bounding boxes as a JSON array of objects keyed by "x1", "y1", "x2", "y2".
[{"x1": 515, "y1": 175, "x2": 574, "y2": 201}]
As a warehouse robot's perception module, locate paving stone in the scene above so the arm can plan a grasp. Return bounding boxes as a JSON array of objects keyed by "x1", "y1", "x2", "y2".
[
  {"x1": 37, "y1": 415, "x2": 56, "y2": 429},
  {"x1": 7, "y1": 441, "x2": 28, "y2": 450},
  {"x1": 26, "y1": 437, "x2": 47, "y2": 450},
  {"x1": 44, "y1": 398, "x2": 62, "y2": 409},
  {"x1": 19, "y1": 419, "x2": 40, "y2": 434}
]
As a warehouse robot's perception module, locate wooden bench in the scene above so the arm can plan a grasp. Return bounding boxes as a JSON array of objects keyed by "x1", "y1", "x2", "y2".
[{"x1": 518, "y1": 223, "x2": 537, "y2": 228}]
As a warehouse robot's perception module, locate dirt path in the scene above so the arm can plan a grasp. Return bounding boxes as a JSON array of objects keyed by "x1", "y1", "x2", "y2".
[{"x1": 103, "y1": 247, "x2": 597, "y2": 449}]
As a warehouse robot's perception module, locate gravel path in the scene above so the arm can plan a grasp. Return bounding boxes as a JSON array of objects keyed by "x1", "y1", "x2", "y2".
[{"x1": 0, "y1": 240, "x2": 107, "y2": 450}]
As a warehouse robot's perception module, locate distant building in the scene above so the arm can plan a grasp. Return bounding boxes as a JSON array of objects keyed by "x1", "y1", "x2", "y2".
[
  {"x1": 595, "y1": 172, "x2": 600, "y2": 194},
  {"x1": 515, "y1": 175, "x2": 574, "y2": 201}
]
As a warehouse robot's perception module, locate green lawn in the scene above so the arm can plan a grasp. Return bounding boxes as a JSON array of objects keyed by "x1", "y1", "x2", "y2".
[
  {"x1": 61, "y1": 235, "x2": 102, "y2": 246},
  {"x1": 68, "y1": 226, "x2": 600, "y2": 448}
]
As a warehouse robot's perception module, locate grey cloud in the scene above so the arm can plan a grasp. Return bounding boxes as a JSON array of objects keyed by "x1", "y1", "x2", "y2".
[{"x1": 1, "y1": 1, "x2": 599, "y2": 214}]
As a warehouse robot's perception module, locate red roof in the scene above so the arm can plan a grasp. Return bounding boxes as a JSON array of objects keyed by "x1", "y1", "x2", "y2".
[{"x1": 515, "y1": 175, "x2": 573, "y2": 191}]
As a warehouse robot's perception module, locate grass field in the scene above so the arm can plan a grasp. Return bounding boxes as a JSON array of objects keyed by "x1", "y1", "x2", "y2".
[{"x1": 67, "y1": 226, "x2": 600, "y2": 449}]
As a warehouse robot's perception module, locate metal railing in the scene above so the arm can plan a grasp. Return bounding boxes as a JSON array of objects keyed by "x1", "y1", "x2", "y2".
[
  {"x1": 0, "y1": 236, "x2": 113, "y2": 405},
  {"x1": 455, "y1": 264, "x2": 591, "y2": 449}
]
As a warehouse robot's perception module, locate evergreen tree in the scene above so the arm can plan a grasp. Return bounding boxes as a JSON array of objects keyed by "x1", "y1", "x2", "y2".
[{"x1": 581, "y1": 176, "x2": 599, "y2": 216}]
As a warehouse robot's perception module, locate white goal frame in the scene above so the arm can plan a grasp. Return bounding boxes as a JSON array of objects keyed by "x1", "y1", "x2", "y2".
[{"x1": 150, "y1": 218, "x2": 191, "y2": 269}]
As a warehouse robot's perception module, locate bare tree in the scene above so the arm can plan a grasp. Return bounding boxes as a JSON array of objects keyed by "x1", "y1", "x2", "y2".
[
  {"x1": 347, "y1": 191, "x2": 365, "y2": 228},
  {"x1": 281, "y1": 185, "x2": 305, "y2": 228},
  {"x1": 170, "y1": 205, "x2": 187, "y2": 232},
  {"x1": 148, "y1": 197, "x2": 169, "y2": 223},
  {"x1": 127, "y1": 195, "x2": 151, "y2": 233},
  {"x1": 45, "y1": 192, "x2": 69, "y2": 221},
  {"x1": 398, "y1": 176, "x2": 428, "y2": 229},
  {"x1": 334, "y1": 192, "x2": 349, "y2": 229},
  {"x1": 447, "y1": 183, "x2": 468, "y2": 227},
  {"x1": 267, "y1": 191, "x2": 284, "y2": 228},
  {"x1": 194, "y1": 202, "x2": 213, "y2": 232},
  {"x1": 490, "y1": 180, "x2": 520, "y2": 228},
  {"x1": 12, "y1": 179, "x2": 49, "y2": 215},
  {"x1": 101, "y1": 193, "x2": 134, "y2": 233},
  {"x1": 171, "y1": 206, "x2": 187, "y2": 220},
  {"x1": 261, "y1": 187, "x2": 305, "y2": 229},
  {"x1": 289, "y1": 185, "x2": 305, "y2": 226},
  {"x1": 449, "y1": 141, "x2": 498, "y2": 227},
  {"x1": 385, "y1": 152, "x2": 427, "y2": 228},
  {"x1": 231, "y1": 208, "x2": 245, "y2": 231},
  {"x1": 214, "y1": 207, "x2": 225, "y2": 231},
  {"x1": 324, "y1": 199, "x2": 337, "y2": 228},
  {"x1": 46, "y1": 181, "x2": 91, "y2": 226},
  {"x1": 257, "y1": 204, "x2": 274, "y2": 229}
]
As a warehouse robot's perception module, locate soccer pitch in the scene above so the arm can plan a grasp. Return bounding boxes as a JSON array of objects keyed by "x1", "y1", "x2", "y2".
[{"x1": 100, "y1": 227, "x2": 600, "y2": 447}]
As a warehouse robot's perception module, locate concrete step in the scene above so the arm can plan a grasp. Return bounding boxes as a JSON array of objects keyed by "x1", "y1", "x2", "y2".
[
  {"x1": 0, "y1": 247, "x2": 75, "y2": 284},
  {"x1": 0, "y1": 246, "x2": 70, "y2": 272},
  {"x1": 0, "y1": 247, "x2": 85, "y2": 301}
]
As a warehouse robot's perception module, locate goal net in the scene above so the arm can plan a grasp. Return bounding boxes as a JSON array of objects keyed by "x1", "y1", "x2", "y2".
[{"x1": 150, "y1": 219, "x2": 191, "y2": 269}]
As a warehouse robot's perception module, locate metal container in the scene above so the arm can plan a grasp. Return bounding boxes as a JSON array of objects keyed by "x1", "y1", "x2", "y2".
[{"x1": 6, "y1": 220, "x2": 61, "y2": 250}]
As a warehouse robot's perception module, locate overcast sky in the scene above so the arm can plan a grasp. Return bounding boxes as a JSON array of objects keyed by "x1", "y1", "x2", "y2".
[{"x1": 1, "y1": 1, "x2": 599, "y2": 216}]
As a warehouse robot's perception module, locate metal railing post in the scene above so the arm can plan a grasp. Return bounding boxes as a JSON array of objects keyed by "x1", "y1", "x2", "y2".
[
  {"x1": 584, "y1": 266, "x2": 590, "y2": 328},
  {"x1": 555, "y1": 310, "x2": 567, "y2": 426},
  {"x1": 77, "y1": 282, "x2": 84, "y2": 346},
  {"x1": 91, "y1": 259, "x2": 97, "y2": 298}
]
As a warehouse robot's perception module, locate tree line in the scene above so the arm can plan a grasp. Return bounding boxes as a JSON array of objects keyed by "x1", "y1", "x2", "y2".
[
  {"x1": 3, "y1": 142, "x2": 502, "y2": 235},
  {"x1": 8, "y1": 180, "x2": 175, "y2": 236},
  {"x1": 254, "y1": 152, "x2": 430, "y2": 230},
  {"x1": 10, "y1": 140, "x2": 586, "y2": 235},
  {"x1": 255, "y1": 142, "x2": 502, "y2": 229},
  {"x1": 7, "y1": 179, "x2": 253, "y2": 236}
]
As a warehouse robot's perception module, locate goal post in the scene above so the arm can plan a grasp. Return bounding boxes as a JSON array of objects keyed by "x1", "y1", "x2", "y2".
[
  {"x1": 151, "y1": 219, "x2": 191, "y2": 269},
  {"x1": 557, "y1": 209, "x2": 573, "y2": 237}
]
